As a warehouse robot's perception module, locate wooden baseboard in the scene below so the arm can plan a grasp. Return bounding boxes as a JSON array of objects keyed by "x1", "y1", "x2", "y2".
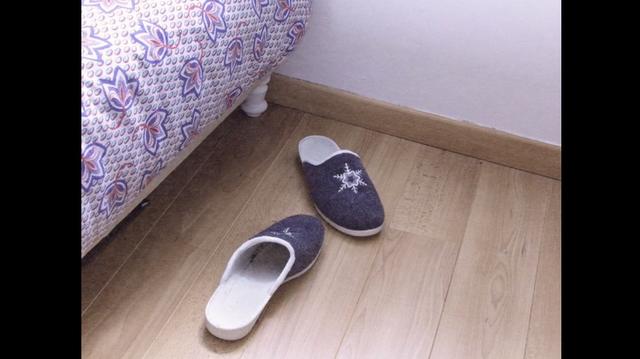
[{"x1": 267, "y1": 73, "x2": 560, "y2": 180}]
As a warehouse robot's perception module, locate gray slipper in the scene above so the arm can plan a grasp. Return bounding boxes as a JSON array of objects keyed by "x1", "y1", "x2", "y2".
[
  {"x1": 205, "y1": 215, "x2": 324, "y2": 340},
  {"x1": 298, "y1": 136, "x2": 385, "y2": 237}
]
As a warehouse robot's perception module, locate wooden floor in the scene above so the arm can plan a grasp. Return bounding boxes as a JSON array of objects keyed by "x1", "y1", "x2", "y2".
[{"x1": 81, "y1": 105, "x2": 561, "y2": 359}]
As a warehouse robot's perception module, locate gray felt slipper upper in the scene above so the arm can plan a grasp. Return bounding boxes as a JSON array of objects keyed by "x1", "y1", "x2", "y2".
[
  {"x1": 252, "y1": 214, "x2": 325, "y2": 279},
  {"x1": 298, "y1": 136, "x2": 385, "y2": 236}
]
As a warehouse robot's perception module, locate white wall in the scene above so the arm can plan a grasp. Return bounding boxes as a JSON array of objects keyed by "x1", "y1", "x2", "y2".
[{"x1": 277, "y1": 0, "x2": 561, "y2": 145}]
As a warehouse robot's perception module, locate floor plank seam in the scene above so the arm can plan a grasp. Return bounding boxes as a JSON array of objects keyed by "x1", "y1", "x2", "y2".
[
  {"x1": 521, "y1": 251, "x2": 543, "y2": 359},
  {"x1": 140, "y1": 118, "x2": 304, "y2": 359},
  {"x1": 332, "y1": 239, "x2": 385, "y2": 358},
  {"x1": 425, "y1": 245, "x2": 464, "y2": 359},
  {"x1": 81, "y1": 122, "x2": 237, "y2": 317},
  {"x1": 521, "y1": 192, "x2": 555, "y2": 359},
  {"x1": 426, "y1": 172, "x2": 483, "y2": 359}
]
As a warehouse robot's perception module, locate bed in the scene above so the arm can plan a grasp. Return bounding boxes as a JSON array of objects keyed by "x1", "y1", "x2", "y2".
[{"x1": 81, "y1": 0, "x2": 310, "y2": 257}]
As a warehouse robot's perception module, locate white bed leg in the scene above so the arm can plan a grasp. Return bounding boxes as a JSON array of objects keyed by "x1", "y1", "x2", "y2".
[{"x1": 241, "y1": 73, "x2": 271, "y2": 118}]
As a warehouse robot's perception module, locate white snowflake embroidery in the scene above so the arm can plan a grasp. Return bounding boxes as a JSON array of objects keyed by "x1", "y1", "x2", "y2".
[
  {"x1": 270, "y1": 227, "x2": 294, "y2": 238},
  {"x1": 333, "y1": 163, "x2": 367, "y2": 193},
  {"x1": 282, "y1": 227, "x2": 294, "y2": 237}
]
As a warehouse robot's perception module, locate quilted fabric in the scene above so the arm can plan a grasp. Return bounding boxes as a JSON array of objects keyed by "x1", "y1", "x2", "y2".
[{"x1": 81, "y1": 0, "x2": 311, "y2": 256}]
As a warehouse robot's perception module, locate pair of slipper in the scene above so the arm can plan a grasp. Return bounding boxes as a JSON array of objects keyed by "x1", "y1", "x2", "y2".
[{"x1": 205, "y1": 136, "x2": 385, "y2": 340}]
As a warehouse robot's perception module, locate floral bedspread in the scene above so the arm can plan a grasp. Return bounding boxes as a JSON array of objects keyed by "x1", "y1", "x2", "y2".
[{"x1": 81, "y1": 0, "x2": 310, "y2": 256}]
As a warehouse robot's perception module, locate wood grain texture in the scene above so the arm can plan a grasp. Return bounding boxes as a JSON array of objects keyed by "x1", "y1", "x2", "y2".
[
  {"x1": 524, "y1": 182, "x2": 561, "y2": 359},
  {"x1": 82, "y1": 106, "x2": 561, "y2": 359},
  {"x1": 390, "y1": 147, "x2": 481, "y2": 241},
  {"x1": 336, "y1": 230, "x2": 459, "y2": 359},
  {"x1": 267, "y1": 73, "x2": 560, "y2": 180},
  {"x1": 81, "y1": 107, "x2": 301, "y2": 359},
  {"x1": 335, "y1": 148, "x2": 481, "y2": 359},
  {"x1": 429, "y1": 163, "x2": 556, "y2": 359},
  {"x1": 240, "y1": 117, "x2": 423, "y2": 359},
  {"x1": 142, "y1": 115, "x2": 419, "y2": 359}
]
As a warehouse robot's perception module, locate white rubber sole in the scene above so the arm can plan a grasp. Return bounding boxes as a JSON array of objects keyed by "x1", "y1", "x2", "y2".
[
  {"x1": 206, "y1": 307, "x2": 260, "y2": 341},
  {"x1": 314, "y1": 205, "x2": 383, "y2": 237}
]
